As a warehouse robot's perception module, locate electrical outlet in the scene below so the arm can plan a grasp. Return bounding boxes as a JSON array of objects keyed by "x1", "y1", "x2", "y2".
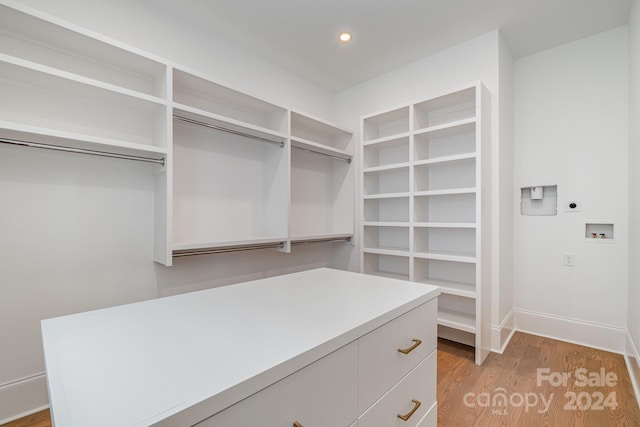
[
  {"x1": 565, "y1": 200, "x2": 582, "y2": 212},
  {"x1": 563, "y1": 252, "x2": 575, "y2": 267}
]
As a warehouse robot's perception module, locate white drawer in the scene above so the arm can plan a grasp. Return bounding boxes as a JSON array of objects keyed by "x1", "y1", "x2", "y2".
[
  {"x1": 358, "y1": 299, "x2": 437, "y2": 412},
  {"x1": 196, "y1": 342, "x2": 358, "y2": 427},
  {"x1": 358, "y1": 350, "x2": 437, "y2": 427},
  {"x1": 416, "y1": 402, "x2": 437, "y2": 427}
]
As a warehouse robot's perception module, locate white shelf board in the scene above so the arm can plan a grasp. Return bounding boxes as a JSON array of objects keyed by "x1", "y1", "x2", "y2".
[
  {"x1": 362, "y1": 131, "x2": 411, "y2": 147},
  {"x1": 0, "y1": 120, "x2": 167, "y2": 159},
  {"x1": 0, "y1": 53, "x2": 166, "y2": 107},
  {"x1": 173, "y1": 104, "x2": 287, "y2": 143},
  {"x1": 363, "y1": 162, "x2": 411, "y2": 173},
  {"x1": 173, "y1": 67, "x2": 285, "y2": 120},
  {"x1": 363, "y1": 222, "x2": 411, "y2": 227},
  {"x1": 438, "y1": 308, "x2": 476, "y2": 333},
  {"x1": 413, "y1": 222, "x2": 476, "y2": 229},
  {"x1": 413, "y1": 250, "x2": 476, "y2": 263},
  {"x1": 413, "y1": 188, "x2": 477, "y2": 197},
  {"x1": 363, "y1": 247, "x2": 410, "y2": 257},
  {"x1": 291, "y1": 136, "x2": 352, "y2": 160},
  {"x1": 290, "y1": 111, "x2": 353, "y2": 137},
  {"x1": 414, "y1": 117, "x2": 476, "y2": 136},
  {"x1": 363, "y1": 192, "x2": 411, "y2": 200},
  {"x1": 416, "y1": 278, "x2": 476, "y2": 299},
  {"x1": 413, "y1": 152, "x2": 476, "y2": 167}
]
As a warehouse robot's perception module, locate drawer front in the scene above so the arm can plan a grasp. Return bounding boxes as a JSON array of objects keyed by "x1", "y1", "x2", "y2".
[
  {"x1": 358, "y1": 298, "x2": 437, "y2": 412},
  {"x1": 416, "y1": 402, "x2": 437, "y2": 427},
  {"x1": 358, "y1": 350, "x2": 437, "y2": 427},
  {"x1": 196, "y1": 341, "x2": 358, "y2": 427}
]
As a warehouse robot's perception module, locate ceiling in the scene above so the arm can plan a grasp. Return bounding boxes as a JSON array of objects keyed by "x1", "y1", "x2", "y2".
[{"x1": 146, "y1": 0, "x2": 633, "y2": 93}]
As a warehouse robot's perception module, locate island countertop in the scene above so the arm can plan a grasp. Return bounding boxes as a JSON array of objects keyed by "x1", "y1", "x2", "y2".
[{"x1": 41, "y1": 268, "x2": 440, "y2": 426}]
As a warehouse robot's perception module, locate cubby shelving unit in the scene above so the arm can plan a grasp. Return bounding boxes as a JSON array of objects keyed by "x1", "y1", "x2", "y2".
[
  {"x1": 0, "y1": 1, "x2": 355, "y2": 267},
  {"x1": 360, "y1": 82, "x2": 491, "y2": 364}
]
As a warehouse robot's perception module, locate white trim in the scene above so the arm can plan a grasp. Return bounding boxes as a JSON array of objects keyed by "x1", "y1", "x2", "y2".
[
  {"x1": 0, "y1": 372, "x2": 49, "y2": 425},
  {"x1": 490, "y1": 309, "x2": 515, "y2": 354},
  {"x1": 513, "y1": 309, "x2": 627, "y2": 353},
  {"x1": 625, "y1": 332, "x2": 640, "y2": 412}
]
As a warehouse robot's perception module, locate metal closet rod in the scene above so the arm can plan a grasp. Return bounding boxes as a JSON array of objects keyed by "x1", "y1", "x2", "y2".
[
  {"x1": 292, "y1": 145, "x2": 352, "y2": 163},
  {"x1": 291, "y1": 236, "x2": 352, "y2": 246},
  {"x1": 0, "y1": 137, "x2": 165, "y2": 165},
  {"x1": 173, "y1": 115, "x2": 285, "y2": 148},
  {"x1": 173, "y1": 241, "x2": 285, "y2": 257}
]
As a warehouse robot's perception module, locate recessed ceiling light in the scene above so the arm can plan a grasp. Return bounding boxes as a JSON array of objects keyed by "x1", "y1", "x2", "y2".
[{"x1": 339, "y1": 31, "x2": 352, "y2": 43}]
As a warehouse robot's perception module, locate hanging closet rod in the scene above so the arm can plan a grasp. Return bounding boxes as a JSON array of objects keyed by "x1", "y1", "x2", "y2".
[
  {"x1": 292, "y1": 145, "x2": 352, "y2": 163},
  {"x1": 173, "y1": 241, "x2": 285, "y2": 258},
  {"x1": 0, "y1": 137, "x2": 165, "y2": 165},
  {"x1": 173, "y1": 115, "x2": 285, "y2": 148},
  {"x1": 291, "y1": 236, "x2": 352, "y2": 246}
]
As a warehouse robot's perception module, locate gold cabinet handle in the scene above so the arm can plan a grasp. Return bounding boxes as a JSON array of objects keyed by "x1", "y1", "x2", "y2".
[
  {"x1": 397, "y1": 399, "x2": 422, "y2": 421},
  {"x1": 397, "y1": 338, "x2": 422, "y2": 354},
  {"x1": 293, "y1": 422, "x2": 303, "y2": 427}
]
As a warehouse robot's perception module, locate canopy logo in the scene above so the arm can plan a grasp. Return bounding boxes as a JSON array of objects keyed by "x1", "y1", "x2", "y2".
[
  {"x1": 463, "y1": 388, "x2": 553, "y2": 415},
  {"x1": 463, "y1": 367, "x2": 619, "y2": 415}
]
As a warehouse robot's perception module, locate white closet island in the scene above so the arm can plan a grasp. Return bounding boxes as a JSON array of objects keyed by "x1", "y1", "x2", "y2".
[{"x1": 42, "y1": 268, "x2": 440, "y2": 427}]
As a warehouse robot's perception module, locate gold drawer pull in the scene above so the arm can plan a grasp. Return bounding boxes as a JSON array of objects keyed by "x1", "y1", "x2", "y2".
[
  {"x1": 293, "y1": 422, "x2": 303, "y2": 427},
  {"x1": 397, "y1": 338, "x2": 422, "y2": 354},
  {"x1": 397, "y1": 399, "x2": 422, "y2": 421}
]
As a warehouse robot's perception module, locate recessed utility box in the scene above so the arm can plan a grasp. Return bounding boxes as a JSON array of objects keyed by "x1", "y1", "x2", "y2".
[
  {"x1": 585, "y1": 223, "x2": 614, "y2": 240},
  {"x1": 521, "y1": 185, "x2": 557, "y2": 216}
]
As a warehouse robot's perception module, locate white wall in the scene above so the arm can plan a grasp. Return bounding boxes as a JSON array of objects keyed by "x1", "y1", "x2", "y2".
[
  {"x1": 513, "y1": 26, "x2": 629, "y2": 348},
  {"x1": 334, "y1": 30, "x2": 515, "y2": 350},
  {"x1": 628, "y1": 0, "x2": 640, "y2": 385},
  {"x1": 0, "y1": 0, "x2": 341, "y2": 423}
]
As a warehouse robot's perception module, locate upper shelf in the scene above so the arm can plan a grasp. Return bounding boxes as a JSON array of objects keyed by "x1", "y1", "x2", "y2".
[
  {"x1": 414, "y1": 86, "x2": 476, "y2": 130},
  {"x1": 290, "y1": 111, "x2": 353, "y2": 157},
  {"x1": 0, "y1": 56, "x2": 167, "y2": 148},
  {"x1": 362, "y1": 106, "x2": 410, "y2": 142},
  {"x1": 173, "y1": 68, "x2": 288, "y2": 135},
  {"x1": 0, "y1": 2, "x2": 167, "y2": 98},
  {"x1": 0, "y1": 121, "x2": 167, "y2": 161}
]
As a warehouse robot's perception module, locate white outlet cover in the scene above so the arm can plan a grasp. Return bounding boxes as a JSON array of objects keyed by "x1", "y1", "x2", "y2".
[{"x1": 565, "y1": 200, "x2": 582, "y2": 212}]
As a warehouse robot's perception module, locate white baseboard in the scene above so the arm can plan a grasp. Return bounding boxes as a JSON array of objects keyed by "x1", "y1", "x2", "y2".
[
  {"x1": 513, "y1": 309, "x2": 627, "y2": 354},
  {"x1": 0, "y1": 372, "x2": 49, "y2": 425},
  {"x1": 625, "y1": 332, "x2": 640, "y2": 411},
  {"x1": 491, "y1": 309, "x2": 515, "y2": 354}
]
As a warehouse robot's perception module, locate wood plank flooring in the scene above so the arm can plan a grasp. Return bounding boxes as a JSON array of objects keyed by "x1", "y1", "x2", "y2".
[
  {"x1": 4, "y1": 332, "x2": 639, "y2": 426},
  {"x1": 1, "y1": 410, "x2": 50, "y2": 427},
  {"x1": 438, "y1": 332, "x2": 640, "y2": 426}
]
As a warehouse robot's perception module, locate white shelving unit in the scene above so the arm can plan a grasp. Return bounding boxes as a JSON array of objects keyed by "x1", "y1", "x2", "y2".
[
  {"x1": 0, "y1": 1, "x2": 172, "y2": 265},
  {"x1": 0, "y1": 1, "x2": 355, "y2": 267},
  {"x1": 289, "y1": 112, "x2": 354, "y2": 244},
  {"x1": 360, "y1": 83, "x2": 491, "y2": 364},
  {"x1": 171, "y1": 68, "x2": 290, "y2": 257}
]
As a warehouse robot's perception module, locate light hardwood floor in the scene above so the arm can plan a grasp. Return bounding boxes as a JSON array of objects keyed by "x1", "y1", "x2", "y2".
[
  {"x1": 438, "y1": 332, "x2": 640, "y2": 426},
  {"x1": 4, "y1": 332, "x2": 640, "y2": 426}
]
